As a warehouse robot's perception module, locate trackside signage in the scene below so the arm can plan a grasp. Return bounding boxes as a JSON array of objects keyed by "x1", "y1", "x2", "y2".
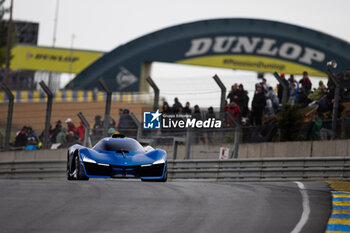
[
  {"x1": 143, "y1": 110, "x2": 222, "y2": 129},
  {"x1": 184, "y1": 36, "x2": 325, "y2": 66},
  {"x1": 71, "y1": 19, "x2": 350, "y2": 91}
]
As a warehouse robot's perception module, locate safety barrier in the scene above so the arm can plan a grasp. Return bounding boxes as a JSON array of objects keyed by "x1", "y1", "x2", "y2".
[{"x1": 0, "y1": 157, "x2": 349, "y2": 181}]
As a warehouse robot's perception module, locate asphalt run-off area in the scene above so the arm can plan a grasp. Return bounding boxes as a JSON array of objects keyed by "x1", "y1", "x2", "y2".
[{"x1": 0, "y1": 180, "x2": 331, "y2": 233}]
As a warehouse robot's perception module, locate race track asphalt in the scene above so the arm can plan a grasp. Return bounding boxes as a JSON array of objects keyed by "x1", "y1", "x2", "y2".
[{"x1": 0, "y1": 180, "x2": 331, "y2": 233}]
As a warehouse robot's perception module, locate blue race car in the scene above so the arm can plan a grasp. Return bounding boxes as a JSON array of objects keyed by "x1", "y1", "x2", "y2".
[{"x1": 67, "y1": 135, "x2": 167, "y2": 182}]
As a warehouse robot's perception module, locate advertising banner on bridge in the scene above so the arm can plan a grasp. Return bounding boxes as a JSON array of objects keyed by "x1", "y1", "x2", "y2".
[
  {"x1": 10, "y1": 44, "x2": 104, "y2": 74},
  {"x1": 69, "y1": 18, "x2": 350, "y2": 91}
]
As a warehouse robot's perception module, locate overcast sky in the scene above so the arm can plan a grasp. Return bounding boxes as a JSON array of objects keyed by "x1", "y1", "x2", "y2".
[
  {"x1": 5, "y1": 0, "x2": 350, "y2": 51},
  {"x1": 3, "y1": 0, "x2": 350, "y2": 107}
]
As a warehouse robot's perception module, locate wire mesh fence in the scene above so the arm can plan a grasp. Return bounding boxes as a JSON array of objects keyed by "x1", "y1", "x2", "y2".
[{"x1": 1, "y1": 96, "x2": 350, "y2": 161}]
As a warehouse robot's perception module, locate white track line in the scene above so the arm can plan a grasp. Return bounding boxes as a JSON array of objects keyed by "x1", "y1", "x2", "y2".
[{"x1": 290, "y1": 181, "x2": 311, "y2": 233}]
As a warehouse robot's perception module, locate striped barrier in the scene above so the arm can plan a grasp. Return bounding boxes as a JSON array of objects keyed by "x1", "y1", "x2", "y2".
[
  {"x1": 0, "y1": 90, "x2": 141, "y2": 103},
  {"x1": 326, "y1": 191, "x2": 350, "y2": 233}
]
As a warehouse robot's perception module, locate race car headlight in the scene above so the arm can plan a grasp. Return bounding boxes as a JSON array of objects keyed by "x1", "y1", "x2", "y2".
[
  {"x1": 153, "y1": 158, "x2": 165, "y2": 165},
  {"x1": 82, "y1": 156, "x2": 96, "y2": 164}
]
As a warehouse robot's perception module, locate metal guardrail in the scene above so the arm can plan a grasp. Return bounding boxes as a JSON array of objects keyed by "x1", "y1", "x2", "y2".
[{"x1": 0, "y1": 157, "x2": 350, "y2": 181}]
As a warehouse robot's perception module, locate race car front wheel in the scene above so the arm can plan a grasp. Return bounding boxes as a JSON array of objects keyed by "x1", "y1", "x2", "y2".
[{"x1": 74, "y1": 153, "x2": 89, "y2": 181}]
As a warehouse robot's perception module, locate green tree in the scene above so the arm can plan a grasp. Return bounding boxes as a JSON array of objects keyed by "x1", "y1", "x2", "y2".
[
  {"x1": 278, "y1": 104, "x2": 304, "y2": 141},
  {"x1": 0, "y1": 0, "x2": 8, "y2": 67}
]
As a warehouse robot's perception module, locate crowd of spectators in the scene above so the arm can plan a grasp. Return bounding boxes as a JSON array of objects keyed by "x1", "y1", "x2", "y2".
[{"x1": 6, "y1": 69, "x2": 350, "y2": 150}]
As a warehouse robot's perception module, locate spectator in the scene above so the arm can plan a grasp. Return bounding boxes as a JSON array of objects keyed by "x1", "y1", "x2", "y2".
[
  {"x1": 251, "y1": 86, "x2": 266, "y2": 126},
  {"x1": 320, "y1": 116, "x2": 334, "y2": 140},
  {"x1": 227, "y1": 83, "x2": 239, "y2": 104},
  {"x1": 118, "y1": 108, "x2": 129, "y2": 132},
  {"x1": 65, "y1": 118, "x2": 77, "y2": 135},
  {"x1": 260, "y1": 78, "x2": 269, "y2": 93},
  {"x1": 50, "y1": 120, "x2": 62, "y2": 143},
  {"x1": 226, "y1": 101, "x2": 241, "y2": 125},
  {"x1": 345, "y1": 109, "x2": 350, "y2": 139},
  {"x1": 192, "y1": 105, "x2": 205, "y2": 144},
  {"x1": 56, "y1": 126, "x2": 67, "y2": 147},
  {"x1": 107, "y1": 128, "x2": 116, "y2": 137},
  {"x1": 238, "y1": 84, "x2": 250, "y2": 117},
  {"x1": 206, "y1": 106, "x2": 216, "y2": 144},
  {"x1": 162, "y1": 102, "x2": 172, "y2": 114},
  {"x1": 288, "y1": 75, "x2": 298, "y2": 91},
  {"x1": 183, "y1": 101, "x2": 191, "y2": 114},
  {"x1": 172, "y1": 97, "x2": 183, "y2": 113},
  {"x1": 25, "y1": 137, "x2": 38, "y2": 150},
  {"x1": 288, "y1": 88, "x2": 299, "y2": 105},
  {"x1": 312, "y1": 114, "x2": 323, "y2": 140},
  {"x1": 277, "y1": 73, "x2": 288, "y2": 103},
  {"x1": 265, "y1": 87, "x2": 279, "y2": 114},
  {"x1": 297, "y1": 88, "x2": 311, "y2": 108},
  {"x1": 299, "y1": 71, "x2": 312, "y2": 93},
  {"x1": 93, "y1": 115, "x2": 103, "y2": 136},
  {"x1": 15, "y1": 127, "x2": 28, "y2": 147},
  {"x1": 76, "y1": 121, "x2": 86, "y2": 142},
  {"x1": 26, "y1": 127, "x2": 38, "y2": 144}
]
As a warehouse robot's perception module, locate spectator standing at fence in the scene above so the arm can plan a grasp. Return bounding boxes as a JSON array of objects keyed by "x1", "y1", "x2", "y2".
[
  {"x1": 226, "y1": 101, "x2": 241, "y2": 126},
  {"x1": 193, "y1": 105, "x2": 205, "y2": 144},
  {"x1": 252, "y1": 86, "x2": 266, "y2": 126},
  {"x1": 50, "y1": 120, "x2": 62, "y2": 143},
  {"x1": 93, "y1": 115, "x2": 103, "y2": 136},
  {"x1": 265, "y1": 87, "x2": 279, "y2": 114},
  {"x1": 277, "y1": 73, "x2": 289, "y2": 103},
  {"x1": 299, "y1": 71, "x2": 312, "y2": 94},
  {"x1": 238, "y1": 84, "x2": 250, "y2": 117},
  {"x1": 56, "y1": 126, "x2": 67, "y2": 147},
  {"x1": 206, "y1": 106, "x2": 216, "y2": 144},
  {"x1": 183, "y1": 101, "x2": 191, "y2": 114},
  {"x1": 288, "y1": 75, "x2": 298, "y2": 91},
  {"x1": 76, "y1": 121, "x2": 86, "y2": 143},
  {"x1": 260, "y1": 78, "x2": 270, "y2": 93},
  {"x1": 172, "y1": 97, "x2": 183, "y2": 113},
  {"x1": 227, "y1": 83, "x2": 240, "y2": 104},
  {"x1": 117, "y1": 108, "x2": 128, "y2": 132}
]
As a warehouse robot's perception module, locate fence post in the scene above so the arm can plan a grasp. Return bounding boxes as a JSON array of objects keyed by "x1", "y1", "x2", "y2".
[
  {"x1": 326, "y1": 61, "x2": 343, "y2": 138},
  {"x1": 98, "y1": 78, "x2": 112, "y2": 137},
  {"x1": 226, "y1": 111, "x2": 241, "y2": 158},
  {"x1": 184, "y1": 129, "x2": 191, "y2": 160},
  {"x1": 77, "y1": 112, "x2": 92, "y2": 147},
  {"x1": 146, "y1": 77, "x2": 159, "y2": 111},
  {"x1": 273, "y1": 72, "x2": 289, "y2": 104},
  {"x1": 0, "y1": 83, "x2": 14, "y2": 151},
  {"x1": 212, "y1": 74, "x2": 226, "y2": 121},
  {"x1": 39, "y1": 81, "x2": 53, "y2": 149}
]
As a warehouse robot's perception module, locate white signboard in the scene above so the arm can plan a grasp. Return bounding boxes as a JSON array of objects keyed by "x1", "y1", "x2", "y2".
[{"x1": 219, "y1": 147, "x2": 229, "y2": 160}]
